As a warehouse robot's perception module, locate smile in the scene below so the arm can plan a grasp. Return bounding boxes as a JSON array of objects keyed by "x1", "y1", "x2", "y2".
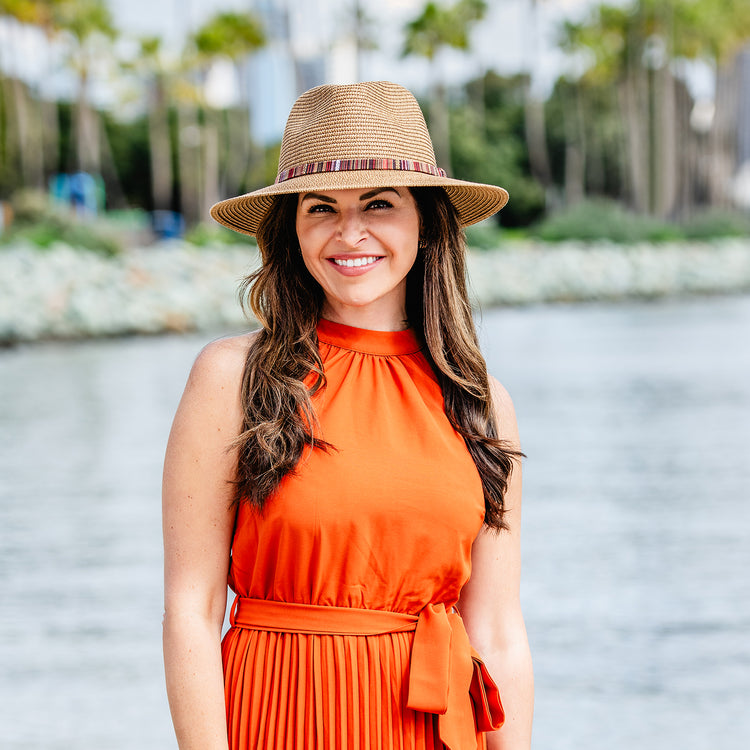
[{"x1": 331, "y1": 256, "x2": 382, "y2": 268}]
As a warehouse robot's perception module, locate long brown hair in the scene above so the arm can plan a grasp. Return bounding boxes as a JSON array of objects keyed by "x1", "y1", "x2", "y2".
[{"x1": 232, "y1": 187, "x2": 519, "y2": 530}]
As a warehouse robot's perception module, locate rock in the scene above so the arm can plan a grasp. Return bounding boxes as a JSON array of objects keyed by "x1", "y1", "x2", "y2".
[{"x1": 1, "y1": 239, "x2": 749, "y2": 343}]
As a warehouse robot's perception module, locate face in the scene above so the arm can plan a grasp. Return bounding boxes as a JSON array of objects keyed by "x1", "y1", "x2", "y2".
[{"x1": 295, "y1": 187, "x2": 420, "y2": 330}]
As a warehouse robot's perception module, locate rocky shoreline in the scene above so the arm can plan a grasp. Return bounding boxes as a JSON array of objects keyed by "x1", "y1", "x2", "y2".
[{"x1": 2, "y1": 238, "x2": 749, "y2": 343}]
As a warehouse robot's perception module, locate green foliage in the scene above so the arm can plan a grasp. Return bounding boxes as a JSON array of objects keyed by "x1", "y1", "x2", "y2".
[
  {"x1": 102, "y1": 112, "x2": 151, "y2": 210},
  {"x1": 1, "y1": 190, "x2": 122, "y2": 255},
  {"x1": 191, "y1": 11, "x2": 265, "y2": 59},
  {"x1": 0, "y1": 0, "x2": 115, "y2": 38},
  {"x1": 544, "y1": 77, "x2": 626, "y2": 198},
  {"x1": 0, "y1": 0, "x2": 59, "y2": 29},
  {"x1": 560, "y1": 0, "x2": 750, "y2": 83},
  {"x1": 0, "y1": 83, "x2": 18, "y2": 200},
  {"x1": 184, "y1": 222, "x2": 256, "y2": 248},
  {"x1": 531, "y1": 200, "x2": 681, "y2": 243},
  {"x1": 530, "y1": 200, "x2": 750, "y2": 243},
  {"x1": 139, "y1": 35, "x2": 161, "y2": 59},
  {"x1": 464, "y1": 220, "x2": 506, "y2": 250},
  {"x1": 242, "y1": 141, "x2": 282, "y2": 196},
  {"x1": 450, "y1": 72, "x2": 546, "y2": 227},
  {"x1": 681, "y1": 209, "x2": 750, "y2": 240},
  {"x1": 559, "y1": 5, "x2": 633, "y2": 85},
  {"x1": 403, "y1": 0, "x2": 487, "y2": 59},
  {"x1": 54, "y1": 0, "x2": 116, "y2": 41}
]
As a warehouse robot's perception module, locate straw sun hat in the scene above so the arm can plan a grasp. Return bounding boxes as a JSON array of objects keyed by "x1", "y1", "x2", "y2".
[{"x1": 210, "y1": 80, "x2": 509, "y2": 236}]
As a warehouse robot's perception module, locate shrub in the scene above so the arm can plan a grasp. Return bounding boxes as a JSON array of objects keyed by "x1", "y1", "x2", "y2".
[
  {"x1": 530, "y1": 200, "x2": 681, "y2": 243},
  {"x1": 183, "y1": 222, "x2": 257, "y2": 248},
  {"x1": 1, "y1": 190, "x2": 122, "y2": 256},
  {"x1": 682, "y1": 209, "x2": 750, "y2": 240},
  {"x1": 465, "y1": 220, "x2": 515, "y2": 250}
]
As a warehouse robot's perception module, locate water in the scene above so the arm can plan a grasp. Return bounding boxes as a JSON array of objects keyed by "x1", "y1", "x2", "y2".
[{"x1": 1, "y1": 296, "x2": 749, "y2": 750}]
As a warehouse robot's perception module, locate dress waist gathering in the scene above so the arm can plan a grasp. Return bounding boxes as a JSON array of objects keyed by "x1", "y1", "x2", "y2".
[{"x1": 229, "y1": 596, "x2": 502, "y2": 750}]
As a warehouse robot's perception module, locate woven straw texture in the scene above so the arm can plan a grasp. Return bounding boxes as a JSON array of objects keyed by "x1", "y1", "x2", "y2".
[{"x1": 210, "y1": 81, "x2": 508, "y2": 235}]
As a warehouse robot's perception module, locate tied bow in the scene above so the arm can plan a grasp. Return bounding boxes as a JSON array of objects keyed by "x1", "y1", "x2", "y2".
[{"x1": 406, "y1": 603, "x2": 504, "y2": 750}]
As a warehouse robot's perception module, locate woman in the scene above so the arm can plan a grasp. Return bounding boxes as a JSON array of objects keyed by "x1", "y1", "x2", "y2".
[{"x1": 163, "y1": 81, "x2": 533, "y2": 750}]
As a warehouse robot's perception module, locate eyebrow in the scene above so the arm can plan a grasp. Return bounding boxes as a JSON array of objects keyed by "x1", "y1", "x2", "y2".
[
  {"x1": 299, "y1": 187, "x2": 401, "y2": 204},
  {"x1": 359, "y1": 187, "x2": 400, "y2": 200}
]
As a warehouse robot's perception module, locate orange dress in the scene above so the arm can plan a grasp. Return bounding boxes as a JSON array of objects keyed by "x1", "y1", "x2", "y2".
[{"x1": 221, "y1": 319, "x2": 494, "y2": 750}]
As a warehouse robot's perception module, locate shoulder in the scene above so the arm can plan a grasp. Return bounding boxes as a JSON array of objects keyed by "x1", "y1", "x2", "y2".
[
  {"x1": 175, "y1": 331, "x2": 258, "y2": 432},
  {"x1": 187, "y1": 331, "x2": 257, "y2": 394},
  {"x1": 488, "y1": 374, "x2": 520, "y2": 448}
]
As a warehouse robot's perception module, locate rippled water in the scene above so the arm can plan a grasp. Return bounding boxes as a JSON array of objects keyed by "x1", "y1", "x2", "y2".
[{"x1": 1, "y1": 296, "x2": 749, "y2": 750}]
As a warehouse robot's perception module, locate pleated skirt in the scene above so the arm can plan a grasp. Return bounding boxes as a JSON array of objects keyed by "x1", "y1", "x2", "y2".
[{"x1": 221, "y1": 626, "x2": 442, "y2": 750}]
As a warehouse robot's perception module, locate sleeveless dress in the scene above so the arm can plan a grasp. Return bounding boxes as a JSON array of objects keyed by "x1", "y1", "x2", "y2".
[{"x1": 221, "y1": 319, "x2": 493, "y2": 750}]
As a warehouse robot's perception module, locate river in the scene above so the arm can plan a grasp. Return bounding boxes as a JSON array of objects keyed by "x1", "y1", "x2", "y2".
[{"x1": 1, "y1": 295, "x2": 749, "y2": 749}]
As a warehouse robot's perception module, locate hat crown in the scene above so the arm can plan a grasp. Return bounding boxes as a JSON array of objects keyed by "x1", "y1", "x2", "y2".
[{"x1": 277, "y1": 81, "x2": 438, "y2": 176}]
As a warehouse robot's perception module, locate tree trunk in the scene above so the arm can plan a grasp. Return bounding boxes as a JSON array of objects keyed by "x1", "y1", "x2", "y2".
[
  {"x1": 148, "y1": 77, "x2": 173, "y2": 211},
  {"x1": 202, "y1": 113, "x2": 220, "y2": 221},
  {"x1": 98, "y1": 113, "x2": 127, "y2": 209},
  {"x1": 41, "y1": 97, "x2": 60, "y2": 182},
  {"x1": 0, "y1": 77, "x2": 20, "y2": 191},
  {"x1": 11, "y1": 78, "x2": 44, "y2": 188},
  {"x1": 429, "y1": 80, "x2": 451, "y2": 175},
  {"x1": 654, "y1": 64, "x2": 677, "y2": 218},
  {"x1": 522, "y1": 0, "x2": 551, "y2": 189},
  {"x1": 673, "y1": 77, "x2": 698, "y2": 218},
  {"x1": 708, "y1": 55, "x2": 740, "y2": 209},
  {"x1": 619, "y1": 70, "x2": 649, "y2": 213},
  {"x1": 75, "y1": 71, "x2": 101, "y2": 175},
  {"x1": 222, "y1": 106, "x2": 252, "y2": 198},
  {"x1": 523, "y1": 85, "x2": 551, "y2": 188},
  {"x1": 563, "y1": 84, "x2": 585, "y2": 205},
  {"x1": 177, "y1": 104, "x2": 202, "y2": 225}
]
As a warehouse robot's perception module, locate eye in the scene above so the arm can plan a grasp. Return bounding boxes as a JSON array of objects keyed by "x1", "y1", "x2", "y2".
[
  {"x1": 365, "y1": 199, "x2": 393, "y2": 210},
  {"x1": 307, "y1": 203, "x2": 334, "y2": 214}
]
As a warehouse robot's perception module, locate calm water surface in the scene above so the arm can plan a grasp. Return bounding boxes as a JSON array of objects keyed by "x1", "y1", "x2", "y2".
[{"x1": 1, "y1": 295, "x2": 749, "y2": 749}]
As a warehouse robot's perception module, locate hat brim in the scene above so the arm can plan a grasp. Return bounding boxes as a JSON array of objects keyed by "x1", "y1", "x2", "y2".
[{"x1": 209, "y1": 171, "x2": 509, "y2": 236}]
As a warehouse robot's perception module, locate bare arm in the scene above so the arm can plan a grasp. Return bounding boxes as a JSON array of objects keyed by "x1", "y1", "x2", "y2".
[
  {"x1": 162, "y1": 336, "x2": 249, "y2": 750},
  {"x1": 458, "y1": 377, "x2": 534, "y2": 750}
]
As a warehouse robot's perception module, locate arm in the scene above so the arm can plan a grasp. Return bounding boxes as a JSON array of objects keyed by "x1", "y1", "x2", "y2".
[
  {"x1": 458, "y1": 377, "x2": 534, "y2": 750},
  {"x1": 162, "y1": 336, "x2": 249, "y2": 750}
]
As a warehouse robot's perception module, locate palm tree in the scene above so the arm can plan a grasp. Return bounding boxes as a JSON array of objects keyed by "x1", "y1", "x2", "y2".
[
  {"x1": 402, "y1": 0, "x2": 487, "y2": 175},
  {"x1": 560, "y1": 0, "x2": 750, "y2": 216},
  {"x1": 522, "y1": 0, "x2": 552, "y2": 192},
  {"x1": 54, "y1": 0, "x2": 117, "y2": 177},
  {"x1": 187, "y1": 10, "x2": 266, "y2": 222},
  {"x1": 129, "y1": 36, "x2": 174, "y2": 212},
  {"x1": 0, "y1": 0, "x2": 63, "y2": 190}
]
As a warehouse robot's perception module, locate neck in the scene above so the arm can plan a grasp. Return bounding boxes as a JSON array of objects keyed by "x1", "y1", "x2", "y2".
[{"x1": 321, "y1": 300, "x2": 409, "y2": 332}]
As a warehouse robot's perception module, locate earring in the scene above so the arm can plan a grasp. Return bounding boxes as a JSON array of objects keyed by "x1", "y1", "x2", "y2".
[{"x1": 418, "y1": 238, "x2": 427, "y2": 249}]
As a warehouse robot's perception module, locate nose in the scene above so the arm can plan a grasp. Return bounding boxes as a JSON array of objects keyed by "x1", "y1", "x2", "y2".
[{"x1": 337, "y1": 208, "x2": 367, "y2": 248}]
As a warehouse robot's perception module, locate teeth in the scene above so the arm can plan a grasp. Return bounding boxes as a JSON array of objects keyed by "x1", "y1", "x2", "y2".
[{"x1": 333, "y1": 256, "x2": 380, "y2": 267}]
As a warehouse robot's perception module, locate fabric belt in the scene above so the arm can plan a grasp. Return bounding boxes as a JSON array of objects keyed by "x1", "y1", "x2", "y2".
[{"x1": 229, "y1": 596, "x2": 480, "y2": 750}]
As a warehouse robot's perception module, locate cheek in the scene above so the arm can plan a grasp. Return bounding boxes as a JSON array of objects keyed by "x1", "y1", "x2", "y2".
[
  {"x1": 395, "y1": 223, "x2": 420, "y2": 269},
  {"x1": 295, "y1": 222, "x2": 319, "y2": 272},
  {"x1": 299, "y1": 246, "x2": 324, "y2": 282},
  {"x1": 296, "y1": 219, "x2": 328, "y2": 258}
]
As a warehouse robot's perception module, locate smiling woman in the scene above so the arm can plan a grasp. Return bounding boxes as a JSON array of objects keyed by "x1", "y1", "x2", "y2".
[
  {"x1": 163, "y1": 81, "x2": 533, "y2": 750},
  {"x1": 296, "y1": 187, "x2": 420, "y2": 330}
]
